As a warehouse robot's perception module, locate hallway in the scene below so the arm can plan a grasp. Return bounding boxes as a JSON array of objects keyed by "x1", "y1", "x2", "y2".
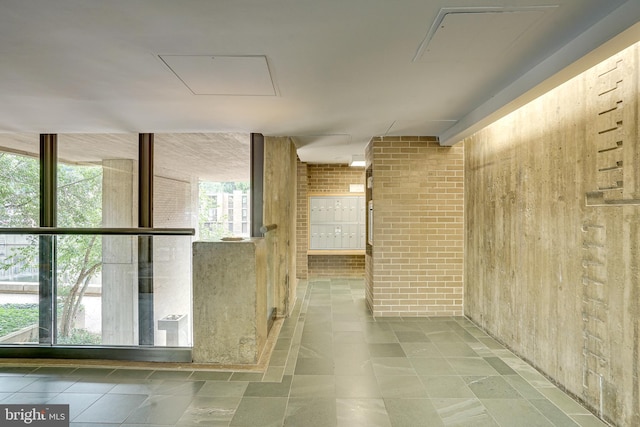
[{"x1": 0, "y1": 278, "x2": 607, "y2": 426}]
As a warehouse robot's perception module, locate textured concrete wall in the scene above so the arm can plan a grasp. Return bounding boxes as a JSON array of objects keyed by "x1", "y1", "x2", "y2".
[
  {"x1": 464, "y1": 43, "x2": 640, "y2": 427},
  {"x1": 263, "y1": 137, "x2": 297, "y2": 317},
  {"x1": 192, "y1": 239, "x2": 267, "y2": 364},
  {"x1": 365, "y1": 137, "x2": 464, "y2": 316}
]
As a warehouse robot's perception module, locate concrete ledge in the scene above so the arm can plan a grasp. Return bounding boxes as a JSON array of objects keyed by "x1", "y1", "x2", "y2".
[{"x1": 192, "y1": 238, "x2": 268, "y2": 365}]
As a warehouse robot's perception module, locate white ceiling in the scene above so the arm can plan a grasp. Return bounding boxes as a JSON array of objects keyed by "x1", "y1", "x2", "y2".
[{"x1": 0, "y1": 0, "x2": 638, "y2": 164}]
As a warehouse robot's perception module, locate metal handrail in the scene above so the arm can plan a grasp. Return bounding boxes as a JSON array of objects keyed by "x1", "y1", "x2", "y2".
[
  {"x1": 0, "y1": 227, "x2": 195, "y2": 236},
  {"x1": 259, "y1": 224, "x2": 277, "y2": 234}
]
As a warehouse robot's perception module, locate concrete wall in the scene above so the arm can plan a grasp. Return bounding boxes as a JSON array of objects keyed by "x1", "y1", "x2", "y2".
[
  {"x1": 464, "y1": 43, "x2": 640, "y2": 427},
  {"x1": 365, "y1": 137, "x2": 464, "y2": 317},
  {"x1": 263, "y1": 137, "x2": 297, "y2": 317}
]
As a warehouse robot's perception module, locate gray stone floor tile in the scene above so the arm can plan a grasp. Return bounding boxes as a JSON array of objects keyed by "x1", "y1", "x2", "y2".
[
  {"x1": 67, "y1": 368, "x2": 115, "y2": 378},
  {"x1": 449, "y1": 358, "x2": 500, "y2": 376},
  {"x1": 384, "y1": 397, "x2": 444, "y2": 427},
  {"x1": 394, "y1": 330, "x2": 430, "y2": 342},
  {"x1": 422, "y1": 376, "x2": 476, "y2": 398},
  {"x1": 2, "y1": 392, "x2": 60, "y2": 404},
  {"x1": 435, "y1": 342, "x2": 479, "y2": 357},
  {"x1": 188, "y1": 371, "x2": 233, "y2": 381},
  {"x1": 299, "y1": 340, "x2": 335, "y2": 358},
  {"x1": 333, "y1": 357, "x2": 374, "y2": 376},
  {"x1": 466, "y1": 376, "x2": 522, "y2": 399},
  {"x1": 243, "y1": 375, "x2": 291, "y2": 397},
  {"x1": 177, "y1": 396, "x2": 240, "y2": 426},
  {"x1": 0, "y1": 278, "x2": 605, "y2": 427},
  {"x1": 537, "y1": 387, "x2": 593, "y2": 415},
  {"x1": 47, "y1": 392, "x2": 103, "y2": 421},
  {"x1": 482, "y1": 398, "x2": 555, "y2": 426},
  {"x1": 20, "y1": 377, "x2": 76, "y2": 393},
  {"x1": 285, "y1": 397, "x2": 337, "y2": 427},
  {"x1": 229, "y1": 372, "x2": 263, "y2": 382},
  {"x1": 0, "y1": 366, "x2": 37, "y2": 375},
  {"x1": 229, "y1": 396, "x2": 287, "y2": 427},
  {"x1": 108, "y1": 369, "x2": 154, "y2": 380},
  {"x1": 149, "y1": 379, "x2": 205, "y2": 395},
  {"x1": 410, "y1": 357, "x2": 457, "y2": 376},
  {"x1": 570, "y1": 414, "x2": 609, "y2": 427},
  {"x1": 197, "y1": 381, "x2": 248, "y2": 397},
  {"x1": 289, "y1": 375, "x2": 335, "y2": 398},
  {"x1": 336, "y1": 398, "x2": 392, "y2": 427},
  {"x1": 124, "y1": 394, "x2": 193, "y2": 425},
  {"x1": 294, "y1": 357, "x2": 334, "y2": 375},
  {"x1": 148, "y1": 369, "x2": 193, "y2": 380},
  {"x1": 368, "y1": 343, "x2": 406, "y2": 357},
  {"x1": 376, "y1": 375, "x2": 429, "y2": 398},
  {"x1": 371, "y1": 357, "x2": 416, "y2": 376},
  {"x1": 530, "y1": 399, "x2": 581, "y2": 427},
  {"x1": 0, "y1": 376, "x2": 38, "y2": 392},
  {"x1": 400, "y1": 342, "x2": 442, "y2": 358},
  {"x1": 335, "y1": 375, "x2": 381, "y2": 398},
  {"x1": 483, "y1": 357, "x2": 517, "y2": 375},
  {"x1": 29, "y1": 367, "x2": 78, "y2": 377},
  {"x1": 74, "y1": 394, "x2": 149, "y2": 424},
  {"x1": 262, "y1": 365, "x2": 285, "y2": 382},
  {"x1": 431, "y1": 398, "x2": 499, "y2": 427},
  {"x1": 503, "y1": 374, "x2": 546, "y2": 399}
]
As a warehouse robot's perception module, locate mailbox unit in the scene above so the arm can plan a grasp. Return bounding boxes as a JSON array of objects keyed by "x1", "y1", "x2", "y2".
[{"x1": 308, "y1": 194, "x2": 365, "y2": 255}]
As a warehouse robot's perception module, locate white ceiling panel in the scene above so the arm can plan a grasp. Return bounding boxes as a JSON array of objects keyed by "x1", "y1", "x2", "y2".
[{"x1": 160, "y1": 55, "x2": 276, "y2": 96}]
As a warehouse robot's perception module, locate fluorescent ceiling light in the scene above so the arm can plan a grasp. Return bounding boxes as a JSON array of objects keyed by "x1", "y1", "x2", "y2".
[{"x1": 350, "y1": 155, "x2": 365, "y2": 167}]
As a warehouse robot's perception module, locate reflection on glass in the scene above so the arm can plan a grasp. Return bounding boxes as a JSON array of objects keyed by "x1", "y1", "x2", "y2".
[
  {"x1": 0, "y1": 145, "x2": 40, "y2": 344},
  {"x1": 0, "y1": 235, "x2": 39, "y2": 344}
]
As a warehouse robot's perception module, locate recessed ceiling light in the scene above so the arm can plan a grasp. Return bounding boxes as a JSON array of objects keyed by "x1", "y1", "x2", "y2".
[{"x1": 349, "y1": 155, "x2": 365, "y2": 167}]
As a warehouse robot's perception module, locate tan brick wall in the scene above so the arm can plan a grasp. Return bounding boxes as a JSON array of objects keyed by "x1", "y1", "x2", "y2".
[
  {"x1": 296, "y1": 163, "x2": 366, "y2": 278},
  {"x1": 366, "y1": 136, "x2": 464, "y2": 317},
  {"x1": 296, "y1": 160, "x2": 308, "y2": 279},
  {"x1": 307, "y1": 164, "x2": 365, "y2": 193},
  {"x1": 308, "y1": 255, "x2": 365, "y2": 277}
]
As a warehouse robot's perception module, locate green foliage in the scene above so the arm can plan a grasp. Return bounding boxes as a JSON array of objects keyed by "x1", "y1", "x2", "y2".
[
  {"x1": 56, "y1": 328, "x2": 101, "y2": 345},
  {"x1": 0, "y1": 153, "x2": 39, "y2": 227},
  {"x1": 0, "y1": 303, "x2": 38, "y2": 336},
  {"x1": 0, "y1": 151, "x2": 103, "y2": 339}
]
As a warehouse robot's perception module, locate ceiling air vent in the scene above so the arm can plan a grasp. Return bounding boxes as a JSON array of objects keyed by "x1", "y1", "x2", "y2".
[{"x1": 412, "y1": 6, "x2": 558, "y2": 62}]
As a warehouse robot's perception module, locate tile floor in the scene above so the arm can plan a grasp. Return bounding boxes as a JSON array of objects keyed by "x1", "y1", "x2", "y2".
[{"x1": 0, "y1": 278, "x2": 609, "y2": 426}]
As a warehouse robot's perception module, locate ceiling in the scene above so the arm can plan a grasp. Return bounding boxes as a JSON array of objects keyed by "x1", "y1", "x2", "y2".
[{"x1": 0, "y1": 0, "x2": 638, "y2": 164}]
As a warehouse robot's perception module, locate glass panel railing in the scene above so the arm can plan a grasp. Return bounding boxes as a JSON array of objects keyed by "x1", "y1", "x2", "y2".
[
  {"x1": 0, "y1": 229, "x2": 193, "y2": 349},
  {"x1": 0, "y1": 234, "x2": 39, "y2": 345}
]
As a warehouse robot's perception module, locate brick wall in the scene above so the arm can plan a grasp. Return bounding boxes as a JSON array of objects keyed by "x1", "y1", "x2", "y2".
[
  {"x1": 307, "y1": 164, "x2": 365, "y2": 193},
  {"x1": 297, "y1": 163, "x2": 366, "y2": 278},
  {"x1": 308, "y1": 255, "x2": 365, "y2": 277},
  {"x1": 296, "y1": 160, "x2": 308, "y2": 279},
  {"x1": 366, "y1": 136, "x2": 464, "y2": 317}
]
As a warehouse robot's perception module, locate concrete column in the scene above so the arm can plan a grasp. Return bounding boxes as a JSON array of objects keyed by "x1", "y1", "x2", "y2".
[
  {"x1": 101, "y1": 159, "x2": 137, "y2": 345},
  {"x1": 263, "y1": 137, "x2": 297, "y2": 318},
  {"x1": 192, "y1": 239, "x2": 267, "y2": 364}
]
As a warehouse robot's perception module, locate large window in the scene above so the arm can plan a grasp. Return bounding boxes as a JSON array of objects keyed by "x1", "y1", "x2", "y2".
[{"x1": 0, "y1": 132, "x2": 250, "y2": 359}]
